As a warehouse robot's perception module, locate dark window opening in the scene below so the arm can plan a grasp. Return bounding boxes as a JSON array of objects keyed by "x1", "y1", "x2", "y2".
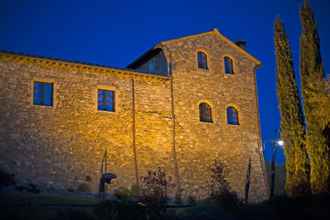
[
  {"x1": 98, "y1": 89, "x2": 115, "y2": 112},
  {"x1": 197, "y1": 51, "x2": 208, "y2": 70},
  {"x1": 199, "y1": 103, "x2": 213, "y2": 123},
  {"x1": 33, "y1": 81, "x2": 53, "y2": 106},
  {"x1": 224, "y1": 56, "x2": 234, "y2": 74},
  {"x1": 227, "y1": 106, "x2": 239, "y2": 125}
]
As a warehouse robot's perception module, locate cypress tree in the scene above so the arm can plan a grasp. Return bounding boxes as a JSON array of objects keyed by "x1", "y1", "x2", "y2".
[
  {"x1": 300, "y1": 0, "x2": 330, "y2": 193},
  {"x1": 274, "y1": 17, "x2": 310, "y2": 195}
]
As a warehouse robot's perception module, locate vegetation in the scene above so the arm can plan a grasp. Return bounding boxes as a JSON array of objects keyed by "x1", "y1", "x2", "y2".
[
  {"x1": 299, "y1": 0, "x2": 330, "y2": 193},
  {"x1": 209, "y1": 159, "x2": 242, "y2": 211},
  {"x1": 0, "y1": 168, "x2": 15, "y2": 189},
  {"x1": 274, "y1": 17, "x2": 310, "y2": 195},
  {"x1": 139, "y1": 167, "x2": 168, "y2": 205},
  {"x1": 274, "y1": 0, "x2": 330, "y2": 195},
  {"x1": 2, "y1": 1, "x2": 330, "y2": 220},
  {"x1": 2, "y1": 190, "x2": 330, "y2": 220}
]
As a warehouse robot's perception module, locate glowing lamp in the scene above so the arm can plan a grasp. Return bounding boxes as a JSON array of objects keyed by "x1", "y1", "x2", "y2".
[{"x1": 277, "y1": 140, "x2": 284, "y2": 147}]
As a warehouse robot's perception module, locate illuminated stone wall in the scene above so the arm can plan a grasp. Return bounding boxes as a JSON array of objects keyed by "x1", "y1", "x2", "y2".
[
  {"x1": 158, "y1": 30, "x2": 268, "y2": 202},
  {"x1": 0, "y1": 29, "x2": 268, "y2": 202},
  {"x1": 0, "y1": 55, "x2": 172, "y2": 193}
]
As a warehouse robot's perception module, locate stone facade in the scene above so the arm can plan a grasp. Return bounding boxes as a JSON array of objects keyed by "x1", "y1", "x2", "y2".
[{"x1": 0, "y1": 29, "x2": 268, "y2": 202}]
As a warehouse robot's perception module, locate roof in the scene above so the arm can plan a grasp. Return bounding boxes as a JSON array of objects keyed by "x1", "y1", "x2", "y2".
[
  {"x1": 128, "y1": 28, "x2": 261, "y2": 68},
  {"x1": 0, "y1": 51, "x2": 169, "y2": 80},
  {"x1": 127, "y1": 48, "x2": 162, "y2": 69}
]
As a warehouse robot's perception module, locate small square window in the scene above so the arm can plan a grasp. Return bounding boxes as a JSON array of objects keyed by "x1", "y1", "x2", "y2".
[
  {"x1": 33, "y1": 81, "x2": 53, "y2": 106},
  {"x1": 98, "y1": 89, "x2": 115, "y2": 112}
]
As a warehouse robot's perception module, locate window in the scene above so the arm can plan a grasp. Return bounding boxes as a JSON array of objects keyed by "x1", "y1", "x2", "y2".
[
  {"x1": 98, "y1": 89, "x2": 115, "y2": 112},
  {"x1": 227, "y1": 106, "x2": 239, "y2": 125},
  {"x1": 224, "y1": 56, "x2": 234, "y2": 74},
  {"x1": 199, "y1": 103, "x2": 212, "y2": 123},
  {"x1": 33, "y1": 81, "x2": 53, "y2": 106},
  {"x1": 197, "y1": 51, "x2": 208, "y2": 70}
]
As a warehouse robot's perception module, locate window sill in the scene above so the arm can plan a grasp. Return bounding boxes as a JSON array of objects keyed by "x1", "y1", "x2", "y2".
[
  {"x1": 227, "y1": 123, "x2": 240, "y2": 126},
  {"x1": 33, "y1": 104, "x2": 55, "y2": 109},
  {"x1": 197, "y1": 68, "x2": 209, "y2": 72},
  {"x1": 200, "y1": 121, "x2": 214, "y2": 124},
  {"x1": 97, "y1": 109, "x2": 116, "y2": 113},
  {"x1": 224, "y1": 73, "x2": 235, "y2": 77}
]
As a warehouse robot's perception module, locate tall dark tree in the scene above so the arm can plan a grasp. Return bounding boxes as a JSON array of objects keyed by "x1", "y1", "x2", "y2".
[
  {"x1": 300, "y1": 0, "x2": 330, "y2": 193},
  {"x1": 274, "y1": 17, "x2": 310, "y2": 196}
]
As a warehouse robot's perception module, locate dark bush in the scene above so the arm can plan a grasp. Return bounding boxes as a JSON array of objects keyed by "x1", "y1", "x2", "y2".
[
  {"x1": 140, "y1": 167, "x2": 168, "y2": 205},
  {"x1": 209, "y1": 159, "x2": 242, "y2": 211},
  {"x1": 77, "y1": 183, "x2": 91, "y2": 192},
  {"x1": 67, "y1": 187, "x2": 75, "y2": 192},
  {"x1": 187, "y1": 195, "x2": 197, "y2": 206},
  {"x1": 137, "y1": 167, "x2": 173, "y2": 219},
  {"x1": 85, "y1": 175, "x2": 92, "y2": 182},
  {"x1": 113, "y1": 187, "x2": 132, "y2": 201},
  {"x1": 16, "y1": 183, "x2": 40, "y2": 193},
  {"x1": 0, "y1": 168, "x2": 15, "y2": 189}
]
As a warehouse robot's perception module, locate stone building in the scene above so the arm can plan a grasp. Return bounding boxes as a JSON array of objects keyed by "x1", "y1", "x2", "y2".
[{"x1": 0, "y1": 28, "x2": 268, "y2": 202}]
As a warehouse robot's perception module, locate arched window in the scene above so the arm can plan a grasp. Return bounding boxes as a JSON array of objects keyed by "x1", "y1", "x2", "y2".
[
  {"x1": 197, "y1": 51, "x2": 208, "y2": 70},
  {"x1": 199, "y1": 103, "x2": 213, "y2": 123},
  {"x1": 227, "y1": 106, "x2": 239, "y2": 125},
  {"x1": 224, "y1": 56, "x2": 234, "y2": 74}
]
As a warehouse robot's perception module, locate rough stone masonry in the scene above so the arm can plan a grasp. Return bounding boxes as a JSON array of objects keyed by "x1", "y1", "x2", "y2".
[{"x1": 0, "y1": 28, "x2": 268, "y2": 202}]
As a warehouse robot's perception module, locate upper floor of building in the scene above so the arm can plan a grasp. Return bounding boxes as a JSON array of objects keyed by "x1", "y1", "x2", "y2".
[{"x1": 128, "y1": 28, "x2": 261, "y2": 77}]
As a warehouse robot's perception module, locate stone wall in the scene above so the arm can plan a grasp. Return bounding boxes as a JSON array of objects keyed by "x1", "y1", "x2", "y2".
[
  {"x1": 158, "y1": 30, "x2": 268, "y2": 202},
  {"x1": 0, "y1": 54, "x2": 173, "y2": 193},
  {"x1": 0, "y1": 29, "x2": 268, "y2": 202}
]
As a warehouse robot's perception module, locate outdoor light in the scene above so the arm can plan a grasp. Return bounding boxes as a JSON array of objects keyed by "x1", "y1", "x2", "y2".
[{"x1": 277, "y1": 140, "x2": 284, "y2": 147}]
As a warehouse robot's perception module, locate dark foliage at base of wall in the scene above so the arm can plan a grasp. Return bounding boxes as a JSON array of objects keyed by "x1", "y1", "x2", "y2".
[
  {"x1": 0, "y1": 168, "x2": 15, "y2": 189},
  {"x1": 1, "y1": 193, "x2": 330, "y2": 220},
  {"x1": 237, "y1": 193, "x2": 330, "y2": 220}
]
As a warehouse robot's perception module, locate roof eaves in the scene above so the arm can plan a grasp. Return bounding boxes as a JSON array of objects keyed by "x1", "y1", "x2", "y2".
[
  {"x1": 0, "y1": 51, "x2": 169, "y2": 80},
  {"x1": 126, "y1": 46, "x2": 161, "y2": 68}
]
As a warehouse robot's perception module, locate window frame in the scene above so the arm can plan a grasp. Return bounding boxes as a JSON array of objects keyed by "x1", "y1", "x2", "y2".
[
  {"x1": 223, "y1": 56, "x2": 235, "y2": 75},
  {"x1": 97, "y1": 89, "x2": 116, "y2": 112},
  {"x1": 226, "y1": 106, "x2": 239, "y2": 125},
  {"x1": 32, "y1": 79, "x2": 55, "y2": 108},
  {"x1": 197, "y1": 51, "x2": 209, "y2": 70},
  {"x1": 199, "y1": 102, "x2": 213, "y2": 123}
]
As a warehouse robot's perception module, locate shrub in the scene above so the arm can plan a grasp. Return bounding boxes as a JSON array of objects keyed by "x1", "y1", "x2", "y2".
[
  {"x1": 77, "y1": 183, "x2": 91, "y2": 192},
  {"x1": 140, "y1": 167, "x2": 168, "y2": 205},
  {"x1": 0, "y1": 168, "x2": 15, "y2": 189},
  {"x1": 114, "y1": 187, "x2": 132, "y2": 201},
  {"x1": 209, "y1": 159, "x2": 242, "y2": 211},
  {"x1": 139, "y1": 167, "x2": 170, "y2": 219},
  {"x1": 130, "y1": 184, "x2": 140, "y2": 197},
  {"x1": 16, "y1": 183, "x2": 40, "y2": 194},
  {"x1": 187, "y1": 195, "x2": 196, "y2": 206}
]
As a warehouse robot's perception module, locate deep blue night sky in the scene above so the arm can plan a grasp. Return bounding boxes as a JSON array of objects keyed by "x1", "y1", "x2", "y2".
[{"x1": 1, "y1": 0, "x2": 329, "y2": 163}]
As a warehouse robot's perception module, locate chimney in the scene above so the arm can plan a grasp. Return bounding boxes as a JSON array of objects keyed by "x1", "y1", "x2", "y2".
[{"x1": 235, "y1": 41, "x2": 247, "y2": 50}]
